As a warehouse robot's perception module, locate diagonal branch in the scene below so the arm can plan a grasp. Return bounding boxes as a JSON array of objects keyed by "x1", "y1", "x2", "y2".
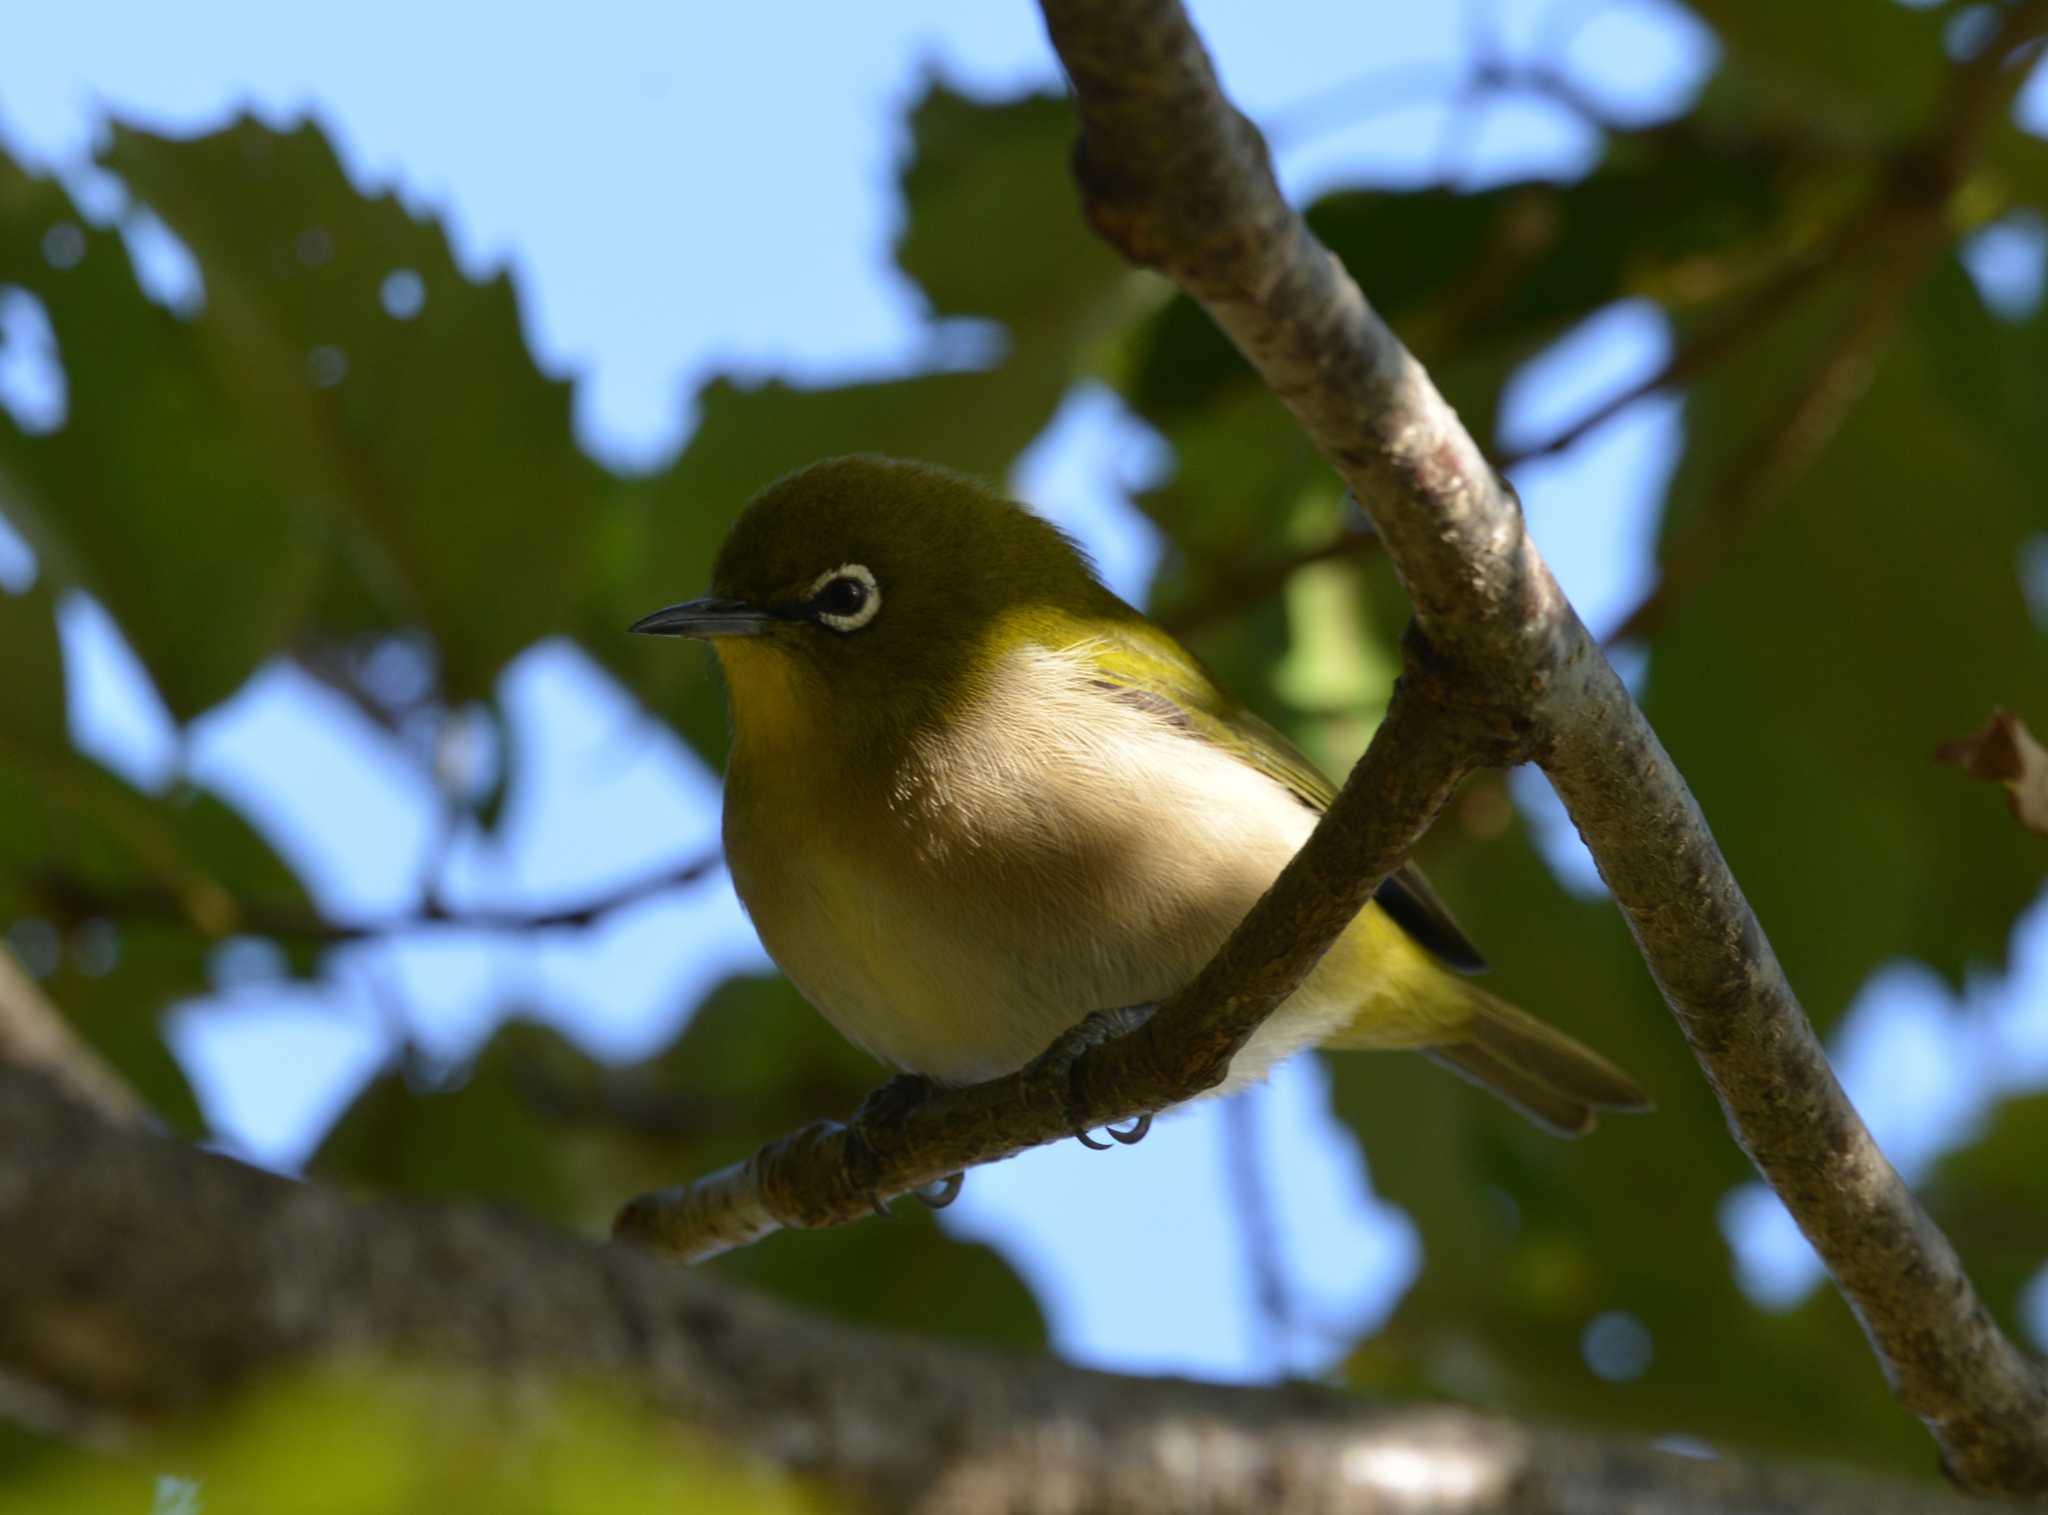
[
  {"x1": 0, "y1": 1066, "x2": 2023, "y2": 1515},
  {"x1": 1161, "y1": 1, "x2": 2048, "y2": 643},
  {"x1": 1035, "y1": 0, "x2": 2048, "y2": 1495},
  {"x1": 30, "y1": 849, "x2": 723, "y2": 945},
  {"x1": 615, "y1": 675, "x2": 1485, "y2": 1258}
]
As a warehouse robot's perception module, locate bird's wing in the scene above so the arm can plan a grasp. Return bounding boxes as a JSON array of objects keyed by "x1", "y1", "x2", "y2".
[{"x1": 1082, "y1": 618, "x2": 1488, "y2": 975}]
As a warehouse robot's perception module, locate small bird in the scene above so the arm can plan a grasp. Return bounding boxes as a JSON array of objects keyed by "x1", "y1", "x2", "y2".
[{"x1": 632, "y1": 456, "x2": 1648, "y2": 1138}]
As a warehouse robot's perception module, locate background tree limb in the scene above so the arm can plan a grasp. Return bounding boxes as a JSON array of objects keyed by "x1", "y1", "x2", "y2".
[{"x1": 0, "y1": 1067, "x2": 2022, "y2": 1515}]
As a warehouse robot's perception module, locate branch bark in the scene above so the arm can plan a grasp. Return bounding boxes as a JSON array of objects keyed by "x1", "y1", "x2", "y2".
[
  {"x1": 0, "y1": 1068, "x2": 2020, "y2": 1515},
  {"x1": 1034, "y1": 0, "x2": 2048, "y2": 1496}
]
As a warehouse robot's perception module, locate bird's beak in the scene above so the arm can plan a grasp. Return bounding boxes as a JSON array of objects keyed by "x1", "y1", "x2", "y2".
[{"x1": 628, "y1": 597, "x2": 776, "y2": 639}]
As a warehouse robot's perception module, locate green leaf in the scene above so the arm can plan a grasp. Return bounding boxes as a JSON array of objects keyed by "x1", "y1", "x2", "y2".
[
  {"x1": 0, "y1": 579, "x2": 68, "y2": 759},
  {"x1": 896, "y1": 85, "x2": 1133, "y2": 340},
  {"x1": 0, "y1": 153, "x2": 324, "y2": 719},
  {"x1": 1642, "y1": 258, "x2": 2048, "y2": 1025},
  {"x1": 1682, "y1": 0, "x2": 1951, "y2": 140},
  {"x1": 101, "y1": 118, "x2": 610, "y2": 704},
  {"x1": 1121, "y1": 148, "x2": 1800, "y2": 627},
  {"x1": 36, "y1": 925, "x2": 208, "y2": 1135}
]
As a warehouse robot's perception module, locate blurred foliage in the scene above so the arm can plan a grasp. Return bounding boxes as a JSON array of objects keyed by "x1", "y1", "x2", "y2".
[
  {"x1": 312, "y1": 976, "x2": 1046, "y2": 1349},
  {"x1": 3, "y1": 0, "x2": 2047, "y2": 1488},
  {"x1": 0, "y1": 1367, "x2": 838, "y2": 1514}
]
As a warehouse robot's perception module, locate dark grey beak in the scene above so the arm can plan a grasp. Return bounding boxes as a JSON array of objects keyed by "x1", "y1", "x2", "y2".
[{"x1": 628, "y1": 597, "x2": 775, "y2": 639}]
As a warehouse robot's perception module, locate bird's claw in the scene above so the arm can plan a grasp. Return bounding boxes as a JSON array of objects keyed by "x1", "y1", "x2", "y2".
[
  {"x1": 1024, "y1": 1003, "x2": 1158, "y2": 1150},
  {"x1": 916, "y1": 1171, "x2": 965, "y2": 1209},
  {"x1": 1106, "y1": 1113, "x2": 1152, "y2": 1145},
  {"x1": 846, "y1": 1072, "x2": 939, "y2": 1218}
]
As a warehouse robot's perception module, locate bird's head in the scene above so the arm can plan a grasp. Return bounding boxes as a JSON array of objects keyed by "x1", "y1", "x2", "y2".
[{"x1": 631, "y1": 455, "x2": 1123, "y2": 745}]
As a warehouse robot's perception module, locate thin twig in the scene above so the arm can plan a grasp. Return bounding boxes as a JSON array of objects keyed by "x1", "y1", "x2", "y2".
[
  {"x1": 1602, "y1": 218, "x2": 1933, "y2": 645},
  {"x1": 1497, "y1": 229, "x2": 1851, "y2": 472},
  {"x1": 1160, "y1": 223, "x2": 1835, "y2": 640},
  {"x1": 31, "y1": 850, "x2": 723, "y2": 944}
]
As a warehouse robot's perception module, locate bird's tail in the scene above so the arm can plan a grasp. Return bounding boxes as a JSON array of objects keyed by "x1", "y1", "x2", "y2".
[{"x1": 1418, "y1": 989, "x2": 1652, "y2": 1138}]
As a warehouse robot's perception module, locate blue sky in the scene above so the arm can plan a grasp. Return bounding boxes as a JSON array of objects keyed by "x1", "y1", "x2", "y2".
[{"x1": 5, "y1": 0, "x2": 2046, "y2": 1381}]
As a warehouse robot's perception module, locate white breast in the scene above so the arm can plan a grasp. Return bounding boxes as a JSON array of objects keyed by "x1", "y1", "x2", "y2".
[{"x1": 729, "y1": 644, "x2": 1373, "y2": 1091}]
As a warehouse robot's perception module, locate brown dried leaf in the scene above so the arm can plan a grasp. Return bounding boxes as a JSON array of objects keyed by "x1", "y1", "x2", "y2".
[{"x1": 1936, "y1": 710, "x2": 2048, "y2": 836}]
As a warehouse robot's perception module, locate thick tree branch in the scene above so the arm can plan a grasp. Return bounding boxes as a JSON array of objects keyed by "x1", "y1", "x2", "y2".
[
  {"x1": 1030, "y1": 0, "x2": 2048, "y2": 1496},
  {"x1": 0, "y1": 1069, "x2": 2019, "y2": 1515}
]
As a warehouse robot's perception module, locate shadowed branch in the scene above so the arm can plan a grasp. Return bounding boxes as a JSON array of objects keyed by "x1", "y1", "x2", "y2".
[{"x1": 0, "y1": 1067, "x2": 2024, "y2": 1515}]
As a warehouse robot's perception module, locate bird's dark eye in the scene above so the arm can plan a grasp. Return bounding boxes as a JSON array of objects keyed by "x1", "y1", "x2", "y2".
[
  {"x1": 805, "y1": 563, "x2": 882, "y2": 632},
  {"x1": 817, "y1": 576, "x2": 867, "y2": 617}
]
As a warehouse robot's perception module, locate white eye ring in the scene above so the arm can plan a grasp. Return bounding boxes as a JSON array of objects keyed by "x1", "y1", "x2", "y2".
[{"x1": 806, "y1": 562, "x2": 881, "y2": 632}]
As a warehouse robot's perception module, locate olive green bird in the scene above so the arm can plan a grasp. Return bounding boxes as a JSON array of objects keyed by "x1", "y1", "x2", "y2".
[{"x1": 632, "y1": 456, "x2": 1648, "y2": 1138}]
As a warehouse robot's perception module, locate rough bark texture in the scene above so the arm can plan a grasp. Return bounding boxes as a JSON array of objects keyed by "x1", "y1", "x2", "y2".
[{"x1": 0, "y1": 1069, "x2": 2020, "y2": 1515}]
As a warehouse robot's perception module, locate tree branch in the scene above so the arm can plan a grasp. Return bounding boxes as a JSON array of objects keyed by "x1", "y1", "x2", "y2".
[
  {"x1": 30, "y1": 849, "x2": 722, "y2": 944},
  {"x1": 615, "y1": 675, "x2": 1486, "y2": 1258},
  {"x1": 1165, "y1": 2, "x2": 2048, "y2": 643},
  {"x1": 604, "y1": 0, "x2": 2048, "y2": 1491},
  {"x1": 1028, "y1": 0, "x2": 2048, "y2": 1495},
  {"x1": 0, "y1": 1068, "x2": 2019, "y2": 1515}
]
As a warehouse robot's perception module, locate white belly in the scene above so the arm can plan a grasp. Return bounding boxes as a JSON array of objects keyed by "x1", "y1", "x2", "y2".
[{"x1": 725, "y1": 646, "x2": 1377, "y2": 1092}]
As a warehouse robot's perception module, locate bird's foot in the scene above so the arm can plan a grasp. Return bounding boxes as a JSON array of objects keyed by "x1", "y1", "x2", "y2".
[
  {"x1": 1025, "y1": 1003, "x2": 1159, "y2": 1151},
  {"x1": 844, "y1": 1073, "x2": 964, "y2": 1215},
  {"x1": 844, "y1": 1072, "x2": 935, "y2": 1217}
]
